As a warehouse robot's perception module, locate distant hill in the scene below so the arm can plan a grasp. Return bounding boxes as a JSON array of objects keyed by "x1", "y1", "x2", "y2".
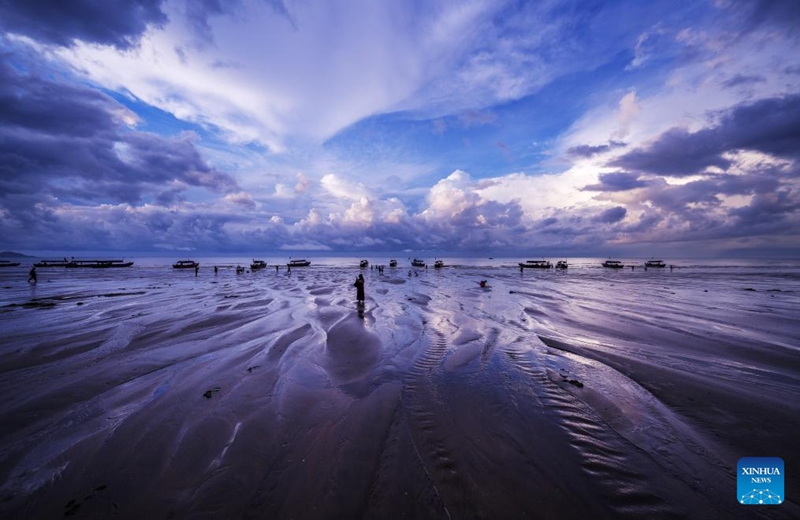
[{"x1": 0, "y1": 251, "x2": 34, "y2": 258}]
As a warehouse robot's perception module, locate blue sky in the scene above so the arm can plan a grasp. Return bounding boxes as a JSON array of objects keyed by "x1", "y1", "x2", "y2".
[{"x1": 1, "y1": 0, "x2": 799, "y2": 256}]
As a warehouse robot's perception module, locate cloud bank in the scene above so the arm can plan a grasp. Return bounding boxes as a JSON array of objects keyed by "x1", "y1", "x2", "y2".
[{"x1": 0, "y1": 0, "x2": 799, "y2": 256}]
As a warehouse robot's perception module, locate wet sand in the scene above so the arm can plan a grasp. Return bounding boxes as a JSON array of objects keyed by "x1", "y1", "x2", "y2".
[{"x1": 1, "y1": 264, "x2": 799, "y2": 518}]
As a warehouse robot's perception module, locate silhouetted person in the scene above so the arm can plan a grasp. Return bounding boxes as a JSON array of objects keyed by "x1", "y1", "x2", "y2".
[
  {"x1": 354, "y1": 273, "x2": 365, "y2": 303},
  {"x1": 28, "y1": 267, "x2": 37, "y2": 284},
  {"x1": 214, "y1": 266, "x2": 218, "y2": 274},
  {"x1": 276, "y1": 265, "x2": 279, "y2": 273},
  {"x1": 479, "y1": 280, "x2": 487, "y2": 287},
  {"x1": 195, "y1": 265, "x2": 199, "y2": 276}
]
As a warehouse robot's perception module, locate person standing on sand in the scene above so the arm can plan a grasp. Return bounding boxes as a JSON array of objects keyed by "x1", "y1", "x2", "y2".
[
  {"x1": 354, "y1": 273, "x2": 365, "y2": 303},
  {"x1": 195, "y1": 265, "x2": 199, "y2": 277},
  {"x1": 28, "y1": 266, "x2": 37, "y2": 284}
]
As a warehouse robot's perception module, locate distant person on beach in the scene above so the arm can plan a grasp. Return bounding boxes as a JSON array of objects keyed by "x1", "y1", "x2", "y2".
[
  {"x1": 214, "y1": 266, "x2": 218, "y2": 274},
  {"x1": 28, "y1": 267, "x2": 37, "y2": 284},
  {"x1": 479, "y1": 280, "x2": 487, "y2": 288},
  {"x1": 195, "y1": 265, "x2": 199, "y2": 276},
  {"x1": 354, "y1": 273, "x2": 365, "y2": 303}
]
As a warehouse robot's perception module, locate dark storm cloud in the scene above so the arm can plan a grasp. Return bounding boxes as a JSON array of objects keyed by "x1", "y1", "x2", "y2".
[
  {"x1": 722, "y1": 74, "x2": 765, "y2": 89},
  {"x1": 628, "y1": 169, "x2": 783, "y2": 215},
  {"x1": 0, "y1": 50, "x2": 239, "y2": 208},
  {"x1": 717, "y1": 95, "x2": 800, "y2": 161},
  {"x1": 185, "y1": 0, "x2": 239, "y2": 44},
  {"x1": 728, "y1": 190, "x2": 799, "y2": 227},
  {"x1": 648, "y1": 181, "x2": 716, "y2": 211},
  {"x1": 611, "y1": 94, "x2": 800, "y2": 176},
  {"x1": 0, "y1": 0, "x2": 167, "y2": 49},
  {"x1": 593, "y1": 206, "x2": 626, "y2": 224},
  {"x1": 720, "y1": 0, "x2": 800, "y2": 34},
  {"x1": 567, "y1": 140, "x2": 626, "y2": 159},
  {"x1": 583, "y1": 172, "x2": 650, "y2": 192},
  {"x1": 185, "y1": 0, "x2": 296, "y2": 45},
  {"x1": 620, "y1": 213, "x2": 663, "y2": 234},
  {"x1": 609, "y1": 127, "x2": 732, "y2": 176}
]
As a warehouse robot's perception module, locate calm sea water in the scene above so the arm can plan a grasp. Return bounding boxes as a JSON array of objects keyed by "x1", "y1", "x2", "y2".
[
  {"x1": 5, "y1": 253, "x2": 800, "y2": 269},
  {"x1": 2, "y1": 254, "x2": 799, "y2": 307}
]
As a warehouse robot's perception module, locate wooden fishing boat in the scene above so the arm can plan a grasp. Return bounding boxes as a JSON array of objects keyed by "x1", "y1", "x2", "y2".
[
  {"x1": 66, "y1": 259, "x2": 134, "y2": 268},
  {"x1": 173, "y1": 260, "x2": 199, "y2": 269},
  {"x1": 602, "y1": 259, "x2": 624, "y2": 268},
  {"x1": 519, "y1": 260, "x2": 552, "y2": 269}
]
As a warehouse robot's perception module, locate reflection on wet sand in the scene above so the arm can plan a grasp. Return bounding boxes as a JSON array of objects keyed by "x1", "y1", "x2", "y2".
[{"x1": 0, "y1": 265, "x2": 799, "y2": 519}]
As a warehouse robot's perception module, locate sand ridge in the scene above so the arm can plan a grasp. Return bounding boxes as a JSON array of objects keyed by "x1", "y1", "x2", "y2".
[{"x1": 0, "y1": 263, "x2": 798, "y2": 518}]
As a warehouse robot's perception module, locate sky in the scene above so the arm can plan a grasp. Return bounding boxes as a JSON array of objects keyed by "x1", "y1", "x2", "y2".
[{"x1": 1, "y1": 0, "x2": 799, "y2": 257}]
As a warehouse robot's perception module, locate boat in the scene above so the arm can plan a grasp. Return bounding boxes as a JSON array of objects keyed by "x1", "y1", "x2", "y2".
[
  {"x1": 519, "y1": 260, "x2": 552, "y2": 269},
  {"x1": 555, "y1": 260, "x2": 568, "y2": 269},
  {"x1": 34, "y1": 258, "x2": 71, "y2": 267},
  {"x1": 287, "y1": 259, "x2": 311, "y2": 267},
  {"x1": 66, "y1": 259, "x2": 134, "y2": 268},
  {"x1": 644, "y1": 259, "x2": 666, "y2": 268},
  {"x1": 251, "y1": 260, "x2": 267, "y2": 270},
  {"x1": 434, "y1": 260, "x2": 444, "y2": 268},
  {"x1": 360, "y1": 259, "x2": 369, "y2": 268},
  {"x1": 602, "y1": 259, "x2": 624, "y2": 268},
  {"x1": 0, "y1": 260, "x2": 21, "y2": 267},
  {"x1": 411, "y1": 258, "x2": 425, "y2": 267},
  {"x1": 389, "y1": 259, "x2": 398, "y2": 267},
  {"x1": 173, "y1": 260, "x2": 199, "y2": 269}
]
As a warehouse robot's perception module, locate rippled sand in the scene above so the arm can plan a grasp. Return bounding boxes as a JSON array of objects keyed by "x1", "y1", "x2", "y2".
[{"x1": 1, "y1": 264, "x2": 799, "y2": 519}]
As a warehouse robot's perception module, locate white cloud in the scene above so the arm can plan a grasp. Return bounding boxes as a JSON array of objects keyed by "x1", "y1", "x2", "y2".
[
  {"x1": 422, "y1": 170, "x2": 479, "y2": 219},
  {"x1": 223, "y1": 191, "x2": 257, "y2": 208},
  {"x1": 320, "y1": 173, "x2": 371, "y2": 201},
  {"x1": 50, "y1": 0, "x2": 504, "y2": 152},
  {"x1": 613, "y1": 90, "x2": 641, "y2": 140}
]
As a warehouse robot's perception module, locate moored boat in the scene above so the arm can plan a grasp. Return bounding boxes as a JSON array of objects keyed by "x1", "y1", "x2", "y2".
[
  {"x1": 555, "y1": 260, "x2": 568, "y2": 269},
  {"x1": 389, "y1": 259, "x2": 398, "y2": 267},
  {"x1": 34, "y1": 258, "x2": 71, "y2": 267},
  {"x1": 0, "y1": 260, "x2": 21, "y2": 267},
  {"x1": 434, "y1": 260, "x2": 444, "y2": 268},
  {"x1": 173, "y1": 260, "x2": 199, "y2": 269},
  {"x1": 251, "y1": 259, "x2": 267, "y2": 270},
  {"x1": 287, "y1": 259, "x2": 311, "y2": 267},
  {"x1": 411, "y1": 258, "x2": 425, "y2": 267},
  {"x1": 602, "y1": 259, "x2": 624, "y2": 268},
  {"x1": 644, "y1": 259, "x2": 666, "y2": 268},
  {"x1": 66, "y1": 259, "x2": 134, "y2": 268},
  {"x1": 519, "y1": 260, "x2": 552, "y2": 269},
  {"x1": 360, "y1": 259, "x2": 369, "y2": 268}
]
